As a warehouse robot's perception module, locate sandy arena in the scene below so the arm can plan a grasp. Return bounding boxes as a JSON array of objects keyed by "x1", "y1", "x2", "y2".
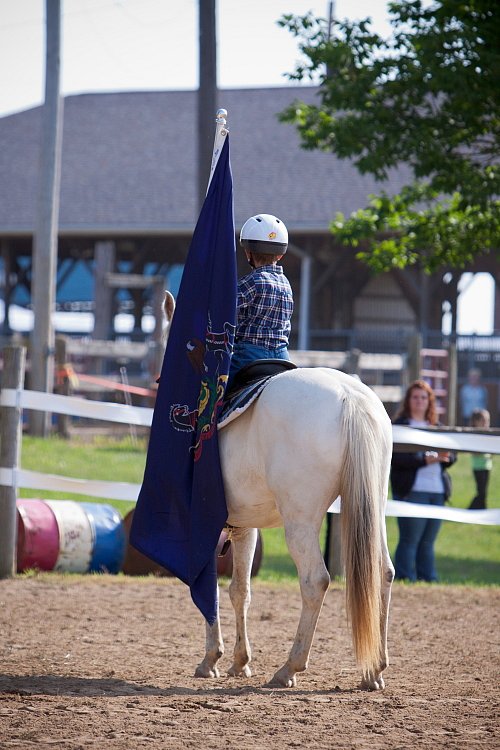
[{"x1": 0, "y1": 576, "x2": 498, "y2": 749}]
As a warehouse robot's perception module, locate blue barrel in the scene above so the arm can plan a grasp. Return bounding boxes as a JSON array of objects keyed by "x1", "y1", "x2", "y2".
[{"x1": 80, "y1": 503, "x2": 126, "y2": 574}]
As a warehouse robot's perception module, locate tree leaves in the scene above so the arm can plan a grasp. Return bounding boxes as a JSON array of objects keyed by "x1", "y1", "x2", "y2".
[{"x1": 279, "y1": 0, "x2": 500, "y2": 271}]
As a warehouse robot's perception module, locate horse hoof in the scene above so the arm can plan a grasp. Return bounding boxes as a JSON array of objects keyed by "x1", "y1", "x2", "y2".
[
  {"x1": 266, "y1": 669, "x2": 297, "y2": 688},
  {"x1": 194, "y1": 664, "x2": 220, "y2": 678},
  {"x1": 227, "y1": 664, "x2": 252, "y2": 678},
  {"x1": 361, "y1": 674, "x2": 385, "y2": 691}
]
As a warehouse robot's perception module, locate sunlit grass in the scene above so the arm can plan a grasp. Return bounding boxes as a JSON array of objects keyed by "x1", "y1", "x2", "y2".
[{"x1": 20, "y1": 436, "x2": 500, "y2": 585}]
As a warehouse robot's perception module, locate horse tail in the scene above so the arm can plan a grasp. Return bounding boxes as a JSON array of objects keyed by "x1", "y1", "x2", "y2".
[{"x1": 338, "y1": 388, "x2": 390, "y2": 680}]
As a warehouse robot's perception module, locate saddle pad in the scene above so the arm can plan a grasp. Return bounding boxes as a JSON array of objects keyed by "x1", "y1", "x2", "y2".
[{"x1": 218, "y1": 375, "x2": 277, "y2": 430}]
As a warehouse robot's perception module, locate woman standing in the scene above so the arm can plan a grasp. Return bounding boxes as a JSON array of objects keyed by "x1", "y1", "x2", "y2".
[{"x1": 391, "y1": 380, "x2": 456, "y2": 582}]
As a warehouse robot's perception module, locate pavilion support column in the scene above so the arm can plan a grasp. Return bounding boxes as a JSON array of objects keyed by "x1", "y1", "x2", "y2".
[
  {"x1": 418, "y1": 269, "x2": 429, "y2": 345},
  {"x1": 93, "y1": 241, "x2": 115, "y2": 341},
  {"x1": 448, "y1": 274, "x2": 459, "y2": 335},
  {"x1": 131, "y1": 288, "x2": 144, "y2": 338},
  {"x1": 298, "y1": 254, "x2": 311, "y2": 350},
  {"x1": 1, "y1": 240, "x2": 13, "y2": 336},
  {"x1": 289, "y1": 243, "x2": 312, "y2": 351}
]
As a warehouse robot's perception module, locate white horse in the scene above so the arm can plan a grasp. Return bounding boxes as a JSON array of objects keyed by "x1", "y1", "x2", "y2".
[{"x1": 164, "y1": 294, "x2": 395, "y2": 690}]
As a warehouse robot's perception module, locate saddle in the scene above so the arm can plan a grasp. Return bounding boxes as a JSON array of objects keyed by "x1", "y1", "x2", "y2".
[
  {"x1": 227, "y1": 358, "x2": 297, "y2": 396},
  {"x1": 219, "y1": 359, "x2": 297, "y2": 430}
]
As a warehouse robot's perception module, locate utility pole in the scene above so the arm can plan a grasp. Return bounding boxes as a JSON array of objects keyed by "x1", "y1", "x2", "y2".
[
  {"x1": 197, "y1": 0, "x2": 217, "y2": 211},
  {"x1": 327, "y1": 1, "x2": 335, "y2": 39},
  {"x1": 326, "y1": 1, "x2": 335, "y2": 78},
  {"x1": 30, "y1": 0, "x2": 63, "y2": 436}
]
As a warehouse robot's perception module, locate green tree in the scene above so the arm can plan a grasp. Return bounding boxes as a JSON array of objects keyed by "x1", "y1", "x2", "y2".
[{"x1": 279, "y1": 0, "x2": 500, "y2": 271}]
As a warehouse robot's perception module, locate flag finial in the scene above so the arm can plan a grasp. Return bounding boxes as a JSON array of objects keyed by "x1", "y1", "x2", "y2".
[
  {"x1": 215, "y1": 109, "x2": 228, "y2": 135},
  {"x1": 207, "y1": 109, "x2": 229, "y2": 191}
]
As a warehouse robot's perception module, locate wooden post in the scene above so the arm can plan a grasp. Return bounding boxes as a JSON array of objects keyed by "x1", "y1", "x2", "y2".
[
  {"x1": 93, "y1": 240, "x2": 115, "y2": 345},
  {"x1": 55, "y1": 335, "x2": 71, "y2": 438},
  {"x1": 407, "y1": 332, "x2": 422, "y2": 384},
  {"x1": 30, "y1": 0, "x2": 63, "y2": 436},
  {"x1": 347, "y1": 348, "x2": 361, "y2": 377},
  {"x1": 447, "y1": 341, "x2": 458, "y2": 426},
  {"x1": 0, "y1": 346, "x2": 26, "y2": 578}
]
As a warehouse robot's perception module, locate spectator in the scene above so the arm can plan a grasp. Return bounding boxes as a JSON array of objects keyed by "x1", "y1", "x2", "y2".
[
  {"x1": 391, "y1": 380, "x2": 456, "y2": 582},
  {"x1": 460, "y1": 368, "x2": 488, "y2": 425},
  {"x1": 468, "y1": 408, "x2": 492, "y2": 510}
]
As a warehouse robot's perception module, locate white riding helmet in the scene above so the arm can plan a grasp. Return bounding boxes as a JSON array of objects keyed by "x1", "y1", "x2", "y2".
[{"x1": 240, "y1": 214, "x2": 288, "y2": 255}]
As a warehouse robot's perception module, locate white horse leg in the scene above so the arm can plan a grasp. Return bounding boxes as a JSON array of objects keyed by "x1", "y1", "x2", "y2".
[
  {"x1": 194, "y1": 584, "x2": 224, "y2": 678},
  {"x1": 227, "y1": 527, "x2": 257, "y2": 677},
  {"x1": 269, "y1": 522, "x2": 330, "y2": 688}
]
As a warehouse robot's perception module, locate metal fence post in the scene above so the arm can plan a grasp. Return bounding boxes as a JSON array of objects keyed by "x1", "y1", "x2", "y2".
[{"x1": 0, "y1": 346, "x2": 26, "y2": 578}]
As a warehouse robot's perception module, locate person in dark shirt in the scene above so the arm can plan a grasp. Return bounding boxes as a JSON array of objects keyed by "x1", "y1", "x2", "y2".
[{"x1": 391, "y1": 380, "x2": 456, "y2": 582}]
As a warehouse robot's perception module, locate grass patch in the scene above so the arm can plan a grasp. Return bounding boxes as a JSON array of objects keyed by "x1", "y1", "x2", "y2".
[
  {"x1": 19, "y1": 435, "x2": 500, "y2": 585},
  {"x1": 20, "y1": 434, "x2": 144, "y2": 517},
  {"x1": 382, "y1": 455, "x2": 500, "y2": 585}
]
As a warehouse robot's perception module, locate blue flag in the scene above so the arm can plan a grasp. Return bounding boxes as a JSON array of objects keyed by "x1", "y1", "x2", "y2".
[{"x1": 130, "y1": 137, "x2": 237, "y2": 623}]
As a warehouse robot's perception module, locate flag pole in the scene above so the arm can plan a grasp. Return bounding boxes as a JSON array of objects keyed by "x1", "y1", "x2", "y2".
[{"x1": 206, "y1": 108, "x2": 228, "y2": 193}]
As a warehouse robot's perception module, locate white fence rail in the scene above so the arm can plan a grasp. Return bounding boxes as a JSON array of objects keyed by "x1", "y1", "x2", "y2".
[
  {"x1": 1, "y1": 381, "x2": 499, "y2": 526},
  {"x1": 0, "y1": 388, "x2": 152, "y2": 426}
]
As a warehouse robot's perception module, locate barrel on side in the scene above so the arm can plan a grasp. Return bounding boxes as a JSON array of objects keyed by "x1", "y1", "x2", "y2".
[
  {"x1": 44, "y1": 500, "x2": 94, "y2": 573},
  {"x1": 16, "y1": 499, "x2": 126, "y2": 575},
  {"x1": 16, "y1": 498, "x2": 59, "y2": 572},
  {"x1": 80, "y1": 502, "x2": 126, "y2": 573}
]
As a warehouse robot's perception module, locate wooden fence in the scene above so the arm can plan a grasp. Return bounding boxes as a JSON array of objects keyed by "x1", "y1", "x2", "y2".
[{"x1": 0, "y1": 345, "x2": 499, "y2": 580}]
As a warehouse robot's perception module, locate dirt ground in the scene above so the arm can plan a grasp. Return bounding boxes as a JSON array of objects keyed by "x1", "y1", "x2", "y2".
[{"x1": 0, "y1": 576, "x2": 498, "y2": 750}]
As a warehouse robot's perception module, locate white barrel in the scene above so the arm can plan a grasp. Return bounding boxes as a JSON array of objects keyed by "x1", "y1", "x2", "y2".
[{"x1": 45, "y1": 500, "x2": 93, "y2": 573}]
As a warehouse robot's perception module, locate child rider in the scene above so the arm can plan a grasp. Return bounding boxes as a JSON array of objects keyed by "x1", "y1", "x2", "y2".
[{"x1": 227, "y1": 213, "x2": 293, "y2": 391}]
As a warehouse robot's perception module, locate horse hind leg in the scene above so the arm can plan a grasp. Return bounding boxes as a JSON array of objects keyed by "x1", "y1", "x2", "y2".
[
  {"x1": 361, "y1": 528, "x2": 395, "y2": 691},
  {"x1": 227, "y1": 527, "x2": 257, "y2": 677},
  {"x1": 268, "y1": 522, "x2": 330, "y2": 688},
  {"x1": 195, "y1": 588, "x2": 224, "y2": 678}
]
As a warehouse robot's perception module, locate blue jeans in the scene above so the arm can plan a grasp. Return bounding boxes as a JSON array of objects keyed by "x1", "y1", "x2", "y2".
[
  {"x1": 394, "y1": 490, "x2": 445, "y2": 582},
  {"x1": 227, "y1": 341, "x2": 289, "y2": 391}
]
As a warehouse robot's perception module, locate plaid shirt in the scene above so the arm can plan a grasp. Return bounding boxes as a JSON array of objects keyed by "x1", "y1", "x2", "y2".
[{"x1": 235, "y1": 264, "x2": 293, "y2": 347}]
